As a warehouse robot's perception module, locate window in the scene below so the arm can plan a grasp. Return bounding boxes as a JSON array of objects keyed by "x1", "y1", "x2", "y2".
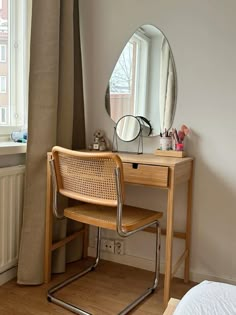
[
  {"x1": 0, "y1": 0, "x2": 29, "y2": 133},
  {"x1": 0, "y1": 75, "x2": 6, "y2": 92},
  {"x1": 109, "y1": 30, "x2": 150, "y2": 121},
  {"x1": 0, "y1": 106, "x2": 7, "y2": 124},
  {"x1": 0, "y1": 44, "x2": 6, "y2": 62}
]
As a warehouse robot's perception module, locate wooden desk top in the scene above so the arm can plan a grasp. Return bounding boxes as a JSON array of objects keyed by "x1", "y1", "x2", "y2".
[
  {"x1": 48, "y1": 150, "x2": 193, "y2": 167},
  {"x1": 118, "y1": 152, "x2": 193, "y2": 167}
]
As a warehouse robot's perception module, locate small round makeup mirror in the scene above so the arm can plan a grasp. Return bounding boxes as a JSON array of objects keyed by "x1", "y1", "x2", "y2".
[
  {"x1": 112, "y1": 115, "x2": 152, "y2": 154},
  {"x1": 116, "y1": 115, "x2": 141, "y2": 142}
]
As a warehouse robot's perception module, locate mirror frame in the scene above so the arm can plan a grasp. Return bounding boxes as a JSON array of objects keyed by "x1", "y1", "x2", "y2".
[{"x1": 115, "y1": 114, "x2": 141, "y2": 142}]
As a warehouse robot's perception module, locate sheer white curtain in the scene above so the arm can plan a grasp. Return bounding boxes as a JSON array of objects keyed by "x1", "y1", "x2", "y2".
[{"x1": 159, "y1": 39, "x2": 176, "y2": 133}]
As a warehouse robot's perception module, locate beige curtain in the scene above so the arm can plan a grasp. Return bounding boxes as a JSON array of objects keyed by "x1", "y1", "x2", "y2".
[
  {"x1": 159, "y1": 39, "x2": 176, "y2": 133},
  {"x1": 17, "y1": 0, "x2": 85, "y2": 285}
]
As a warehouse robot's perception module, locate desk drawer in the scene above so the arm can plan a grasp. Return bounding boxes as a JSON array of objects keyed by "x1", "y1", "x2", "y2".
[{"x1": 123, "y1": 163, "x2": 168, "y2": 187}]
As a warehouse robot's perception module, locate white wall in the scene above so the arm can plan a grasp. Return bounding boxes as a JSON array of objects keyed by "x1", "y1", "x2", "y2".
[{"x1": 79, "y1": 0, "x2": 236, "y2": 284}]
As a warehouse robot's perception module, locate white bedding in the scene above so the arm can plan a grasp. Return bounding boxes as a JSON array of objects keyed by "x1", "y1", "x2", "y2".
[{"x1": 173, "y1": 280, "x2": 236, "y2": 315}]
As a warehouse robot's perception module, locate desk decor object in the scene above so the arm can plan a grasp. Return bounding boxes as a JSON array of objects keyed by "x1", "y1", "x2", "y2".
[
  {"x1": 155, "y1": 124, "x2": 190, "y2": 158},
  {"x1": 112, "y1": 115, "x2": 152, "y2": 154},
  {"x1": 159, "y1": 136, "x2": 172, "y2": 151},
  {"x1": 88, "y1": 129, "x2": 108, "y2": 151},
  {"x1": 154, "y1": 149, "x2": 186, "y2": 158}
]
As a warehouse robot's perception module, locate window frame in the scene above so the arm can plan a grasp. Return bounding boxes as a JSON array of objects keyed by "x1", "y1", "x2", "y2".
[
  {"x1": 0, "y1": 75, "x2": 7, "y2": 93},
  {"x1": 0, "y1": 0, "x2": 29, "y2": 137},
  {"x1": 0, "y1": 106, "x2": 8, "y2": 124},
  {"x1": 0, "y1": 44, "x2": 6, "y2": 62},
  {"x1": 132, "y1": 32, "x2": 150, "y2": 116}
]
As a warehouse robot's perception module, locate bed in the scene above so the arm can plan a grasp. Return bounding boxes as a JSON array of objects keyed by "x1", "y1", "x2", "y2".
[
  {"x1": 163, "y1": 298, "x2": 180, "y2": 315},
  {"x1": 163, "y1": 280, "x2": 236, "y2": 315}
]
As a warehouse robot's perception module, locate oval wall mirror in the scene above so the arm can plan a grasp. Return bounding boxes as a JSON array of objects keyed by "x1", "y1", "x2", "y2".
[{"x1": 105, "y1": 24, "x2": 177, "y2": 136}]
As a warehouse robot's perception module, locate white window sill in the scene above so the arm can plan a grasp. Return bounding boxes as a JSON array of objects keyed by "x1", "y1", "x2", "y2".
[{"x1": 0, "y1": 142, "x2": 27, "y2": 155}]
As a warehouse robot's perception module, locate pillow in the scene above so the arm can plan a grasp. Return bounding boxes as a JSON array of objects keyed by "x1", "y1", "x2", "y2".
[{"x1": 173, "y1": 280, "x2": 236, "y2": 315}]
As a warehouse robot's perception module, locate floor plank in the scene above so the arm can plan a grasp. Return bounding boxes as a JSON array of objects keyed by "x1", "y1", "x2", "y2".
[{"x1": 0, "y1": 259, "x2": 196, "y2": 315}]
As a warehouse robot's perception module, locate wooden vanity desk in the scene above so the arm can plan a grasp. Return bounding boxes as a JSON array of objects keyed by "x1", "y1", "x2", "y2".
[{"x1": 45, "y1": 151, "x2": 193, "y2": 307}]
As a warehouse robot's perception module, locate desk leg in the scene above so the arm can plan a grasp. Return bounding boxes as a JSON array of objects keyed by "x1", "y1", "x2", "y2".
[
  {"x1": 164, "y1": 168, "x2": 175, "y2": 307},
  {"x1": 184, "y1": 161, "x2": 193, "y2": 283}
]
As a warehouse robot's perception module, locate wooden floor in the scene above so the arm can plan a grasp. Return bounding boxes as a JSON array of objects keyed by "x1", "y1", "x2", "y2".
[{"x1": 0, "y1": 259, "x2": 196, "y2": 315}]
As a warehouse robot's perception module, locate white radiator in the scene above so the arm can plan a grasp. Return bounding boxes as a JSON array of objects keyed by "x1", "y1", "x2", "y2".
[{"x1": 0, "y1": 165, "x2": 25, "y2": 284}]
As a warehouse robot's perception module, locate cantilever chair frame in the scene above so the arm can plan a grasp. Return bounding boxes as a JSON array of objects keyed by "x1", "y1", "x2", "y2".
[{"x1": 47, "y1": 146, "x2": 161, "y2": 315}]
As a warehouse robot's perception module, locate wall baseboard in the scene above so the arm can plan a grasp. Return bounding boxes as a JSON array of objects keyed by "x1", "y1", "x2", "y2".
[
  {"x1": 189, "y1": 271, "x2": 236, "y2": 286},
  {"x1": 0, "y1": 267, "x2": 17, "y2": 286},
  {"x1": 88, "y1": 247, "x2": 236, "y2": 286}
]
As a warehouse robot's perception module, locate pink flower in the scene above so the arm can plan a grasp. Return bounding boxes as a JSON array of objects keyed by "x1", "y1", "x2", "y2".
[{"x1": 180, "y1": 124, "x2": 190, "y2": 136}]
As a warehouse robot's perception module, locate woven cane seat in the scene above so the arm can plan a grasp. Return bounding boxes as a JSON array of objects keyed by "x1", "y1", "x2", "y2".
[{"x1": 64, "y1": 203, "x2": 162, "y2": 232}]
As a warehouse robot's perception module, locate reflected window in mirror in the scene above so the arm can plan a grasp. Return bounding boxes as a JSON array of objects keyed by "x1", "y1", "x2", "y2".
[{"x1": 105, "y1": 24, "x2": 177, "y2": 136}]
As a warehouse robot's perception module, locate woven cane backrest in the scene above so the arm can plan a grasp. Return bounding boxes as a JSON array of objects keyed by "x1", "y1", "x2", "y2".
[{"x1": 52, "y1": 147, "x2": 124, "y2": 207}]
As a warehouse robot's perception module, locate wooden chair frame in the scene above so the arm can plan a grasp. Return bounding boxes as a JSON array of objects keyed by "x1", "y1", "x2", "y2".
[{"x1": 47, "y1": 146, "x2": 162, "y2": 315}]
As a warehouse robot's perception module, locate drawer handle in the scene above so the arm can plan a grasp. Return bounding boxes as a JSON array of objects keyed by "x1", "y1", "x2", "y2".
[{"x1": 132, "y1": 163, "x2": 139, "y2": 169}]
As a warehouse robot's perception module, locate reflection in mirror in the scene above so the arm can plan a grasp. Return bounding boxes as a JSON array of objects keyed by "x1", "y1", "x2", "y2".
[
  {"x1": 116, "y1": 115, "x2": 141, "y2": 142},
  {"x1": 105, "y1": 24, "x2": 177, "y2": 136},
  {"x1": 136, "y1": 116, "x2": 152, "y2": 137}
]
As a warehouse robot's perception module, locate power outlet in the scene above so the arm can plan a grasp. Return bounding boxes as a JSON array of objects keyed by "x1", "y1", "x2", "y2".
[
  {"x1": 114, "y1": 240, "x2": 124, "y2": 255},
  {"x1": 101, "y1": 238, "x2": 115, "y2": 253}
]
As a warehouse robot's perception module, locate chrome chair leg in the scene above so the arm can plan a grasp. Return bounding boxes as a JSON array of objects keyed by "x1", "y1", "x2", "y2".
[
  {"x1": 47, "y1": 227, "x2": 101, "y2": 315},
  {"x1": 118, "y1": 221, "x2": 161, "y2": 315},
  {"x1": 47, "y1": 222, "x2": 161, "y2": 315}
]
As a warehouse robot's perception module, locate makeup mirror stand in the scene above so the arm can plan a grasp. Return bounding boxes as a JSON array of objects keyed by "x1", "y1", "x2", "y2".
[{"x1": 112, "y1": 126, "x2": 143, "y2": 155}]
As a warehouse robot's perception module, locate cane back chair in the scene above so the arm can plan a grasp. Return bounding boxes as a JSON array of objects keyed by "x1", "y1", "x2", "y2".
[{"x1": 47, "y1": 146, "x2": 163, "y2": 315}]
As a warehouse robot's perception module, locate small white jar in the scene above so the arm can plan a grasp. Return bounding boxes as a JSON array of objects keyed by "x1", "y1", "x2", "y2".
[{"x1": 159, "y1": 137, "x2": 172, "y2": 151}]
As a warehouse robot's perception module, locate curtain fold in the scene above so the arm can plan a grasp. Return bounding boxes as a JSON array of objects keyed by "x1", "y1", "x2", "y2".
[
  {"x1": 159, "y1": 39, "x2": 176, "y2": 133},
  {"x1": 17, "y1": 0, "x2": 85, "y2": 285}
]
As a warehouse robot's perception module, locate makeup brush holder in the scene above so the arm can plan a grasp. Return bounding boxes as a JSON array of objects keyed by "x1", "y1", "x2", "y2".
[
  {"x1": 159, "y1": 137, "x2": 172, "y2": 151},
  {"x1": 175, "y1": 142, "x2": 184, "y2": 151}
]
